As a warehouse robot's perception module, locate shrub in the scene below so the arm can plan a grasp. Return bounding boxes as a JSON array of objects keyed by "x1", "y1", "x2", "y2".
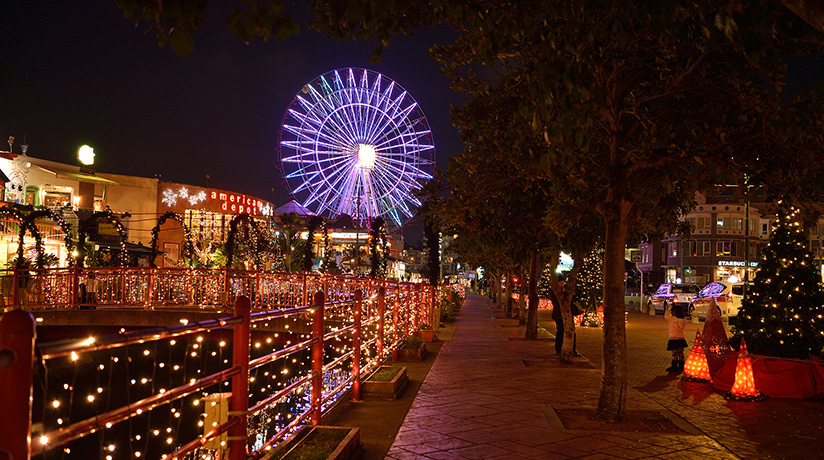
[{"x1": 403, "y1": 335, "x2": 423, "y2": 349}]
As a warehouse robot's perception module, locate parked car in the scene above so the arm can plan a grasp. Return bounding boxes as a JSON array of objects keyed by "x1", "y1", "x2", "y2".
[
  {"x1": 688, "y1": 281, "x2": 744, "y2": 319},
  {"x1": 647, "y1": 283, "x2": 700, "y2": 314}
]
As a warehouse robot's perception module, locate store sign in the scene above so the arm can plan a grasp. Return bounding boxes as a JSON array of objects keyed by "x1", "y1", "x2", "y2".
[
  {"x1": 210, "y1": 191, "x2": 260, "y2": 215},
  {"x1": 718, "y1": 260, "x2": 758, "y2": 267},
  {"x1": 159, "y1": 182, "x2": 271, "y2": 217}
]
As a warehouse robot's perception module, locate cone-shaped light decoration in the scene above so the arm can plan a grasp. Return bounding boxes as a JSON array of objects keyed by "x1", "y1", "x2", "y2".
[
  {"x1": 682, "y1": 331, "x2": 712, "y2": 382},
  {"x1": 726, "y1": 338, "x2": 762, "y2": 399}
]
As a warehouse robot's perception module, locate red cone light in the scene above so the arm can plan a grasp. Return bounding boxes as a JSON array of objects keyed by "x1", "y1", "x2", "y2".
[
  {"x1": 683, "y1": 331, "x2": 712, "y2": 382},
  {"x1": 727, "y1": 338, "x2": 762, "y2": 399}
]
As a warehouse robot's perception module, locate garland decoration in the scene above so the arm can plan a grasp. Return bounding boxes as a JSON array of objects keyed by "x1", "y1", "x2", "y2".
[
  {"x1": 149, "y1": 211, "x2": 195, "y2": 268},
  {"x1": 225, "y1": 214, "x2": 266, "y2": 269},
  {"x1": 77, "y1": 206, "x2": 128, "y2": 267}
]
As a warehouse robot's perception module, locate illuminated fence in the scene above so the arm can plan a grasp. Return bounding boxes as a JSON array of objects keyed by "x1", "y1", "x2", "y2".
[
  {"x1": 0, "y1": 267, "x2": 431, "y2": 312},
  {"x1": 0, "y1": 282, "x2": 439, "y2": 459}
]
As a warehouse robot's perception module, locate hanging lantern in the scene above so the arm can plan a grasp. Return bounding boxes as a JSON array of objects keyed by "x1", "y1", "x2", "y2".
[
  {"x1": 682, "y1": 331, "x2": 712, "y2": 382},
  {"x1": 724, "y1": 338, "x2": 766, "y2": 401}
]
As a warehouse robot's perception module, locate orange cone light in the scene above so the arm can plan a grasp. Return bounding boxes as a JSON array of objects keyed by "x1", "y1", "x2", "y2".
[
  {"x1": 682, "y1": 331, "x2": 712, "y2": 382},
  {"x1": 727, "y1": 338, "x2": 762, "y2": 399}
]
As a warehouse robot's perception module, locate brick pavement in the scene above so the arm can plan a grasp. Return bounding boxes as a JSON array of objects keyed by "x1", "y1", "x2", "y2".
[
  {"x1": 563, "y1": 307, "x2": 824, "y2": 460},
  {"x1": 385, "y1": 294, "x2": 751, "y2": 459}
]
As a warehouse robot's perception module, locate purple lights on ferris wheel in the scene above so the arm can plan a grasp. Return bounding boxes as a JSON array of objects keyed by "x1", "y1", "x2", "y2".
[{"x1": 278, "y1": 68, "x2": 435, "y2": 227}]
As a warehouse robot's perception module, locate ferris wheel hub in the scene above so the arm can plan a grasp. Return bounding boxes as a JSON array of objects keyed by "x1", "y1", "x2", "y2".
[{"x1": 357, "y1": 143, "x2": 377, "y2": 169}]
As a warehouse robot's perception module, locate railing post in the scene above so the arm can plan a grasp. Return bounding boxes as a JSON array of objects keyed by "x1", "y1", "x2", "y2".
[
  {"x1": 0, "y1": 310, "x2": 36, "y2": 460},
  {"x1": 351, "y1": 289, "x2": 362, "y2": 401},
  {"x1": 377, "y1": 286, "x2": 385, "y2": 360},
  {"x1": 223, "y1": 268, "x2": 231, "y2": 309},
  {"x1": 12, "y1": 267, "x2": 19, "y2": 307},
  {"x1": 228, "y1": 295, "x2": 251, "y2": 460},
  {"x1": 430, "y1": 285, "x2": 437, "y2": 329},
  {"x1": 302, "y1": 273, "x2": 309, "y2": 307},
  {"x1": 392, "y1": 290, "x2": 399, "y2": 361},
  {"x1": 70, "y1": 265, "x2": 80, "y2": 310},
  {"x1": 311, "y1": 290, "x2": 325, "y2": 426},
  {"x1": 403, "y1": 286, "x2": 409, "y2": 340},
  {"x1": 145, "y1": 268, "x2": 154, "y2": 310}
]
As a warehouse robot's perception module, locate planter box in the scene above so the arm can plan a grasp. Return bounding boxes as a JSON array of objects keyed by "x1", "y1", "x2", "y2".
[
  {"x1": 272, "y1": 426, "x2": 361, "y2": 460},
  {"x1": 398, "y1": 343, "x2": 427, "y2": 361},
  {"x1": 361, "y1": 366, "x2": 409, "y2": 399},
  {"x1": 420, "y1": 329, "x2": 436, "y2": 342}
]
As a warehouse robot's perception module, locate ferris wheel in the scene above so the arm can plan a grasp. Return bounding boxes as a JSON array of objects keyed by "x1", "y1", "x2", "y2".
[{"x1": 277, "y1": 68, "x2": 435, "y2": 228}]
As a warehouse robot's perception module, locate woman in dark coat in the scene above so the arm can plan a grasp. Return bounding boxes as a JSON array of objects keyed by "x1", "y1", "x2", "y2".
[{"x1": 549, "y1": 280, "x2": 577, "y2": 356}]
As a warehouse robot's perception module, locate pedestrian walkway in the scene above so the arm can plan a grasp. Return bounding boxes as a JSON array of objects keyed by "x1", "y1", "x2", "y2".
[{"x1": 385, "y1": 294, "x2": 737, "y2": 459}]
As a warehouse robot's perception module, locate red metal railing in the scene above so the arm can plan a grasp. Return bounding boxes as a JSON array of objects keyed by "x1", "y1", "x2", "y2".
[
  {"x1": 0, "y1": 266, "x2": 420, "y2": 313},
  {"x1": 1, "y1": 276, "x2": 434, "y2": 459}
]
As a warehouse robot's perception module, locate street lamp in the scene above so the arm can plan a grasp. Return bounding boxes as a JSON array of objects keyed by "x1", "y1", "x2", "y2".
[{"x1": 78, "y1": 145, "x2": 95, "y2": 166}]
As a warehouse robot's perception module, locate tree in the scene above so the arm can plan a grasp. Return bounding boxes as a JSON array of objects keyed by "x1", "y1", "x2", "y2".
[
  {"x1": 122, "y1": 0, "x2": 824, "y2": 423},
  {"x1": 304, "y1": 216, "x2": 325, "y2": 272},
  {"x1": 426, "y1": 2, "x2": 824, "y2": 422},
  {"x1": 277, "y1": 212, "x2": 306, "y2": 273},
  {"x1": 576, "y1": 247, "x2": 605, "y2": 314},
  {"x1": 733, "y1": 202, "x2": 824, "y2": 359},
  {"x1": 369, "y1": 217, "x2": 388, "y2": 278}
]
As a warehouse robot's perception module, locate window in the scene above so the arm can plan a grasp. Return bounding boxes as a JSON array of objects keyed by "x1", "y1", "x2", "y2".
[
  {"x1": 731, "y1": 218, "x2": 743, "y2": 230},
  {"x1": 716, "y1": 241, "x2": 738, "y2": 256},
  {"x1": 685, "y1": 217, "x2": 696, "y2": 230},
  {"x1": 716, "y1": 216, "x2": 727, "y2": 229},
  {"x1": 685, "y1": 240, "x2": 709, "y2": 257},
  {"x1": 668, "y1": 242, "x2": 678, "y2": 257},
  {"x1": 697, "y1": 216, "x2": 711, "y2": 231}
]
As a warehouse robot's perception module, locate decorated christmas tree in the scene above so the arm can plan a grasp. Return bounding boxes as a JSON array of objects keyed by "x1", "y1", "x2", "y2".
[
  {"x1": 734, "y1": 202, "x2": 824, "y2": 359},
  {"x1": 576, "y1": 248, "x2": 604, "y2": 312},
  {"x1": 537, "y1": 263, "x2": 554, "y2": 299}
]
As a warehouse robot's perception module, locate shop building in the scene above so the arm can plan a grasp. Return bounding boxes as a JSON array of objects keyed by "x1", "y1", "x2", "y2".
[{"x1": 637, "y1": 191, "x2": 775, "y2": 288}]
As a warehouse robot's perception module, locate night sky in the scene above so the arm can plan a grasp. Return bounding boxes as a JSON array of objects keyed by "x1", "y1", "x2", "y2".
[{"x1": 1, "y1": 3, "x2": 464, "y2": 243}]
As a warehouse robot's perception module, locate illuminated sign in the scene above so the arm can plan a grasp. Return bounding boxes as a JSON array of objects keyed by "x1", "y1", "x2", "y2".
[
  {"x1": 159, "y1": 182, "x2": 272, "y2": 217},
  {"x1": 210, "y1": 191, "x2": 260, "y2": 215},
  {"x1": 718, "y1": 260, "x2": 758, "y2": 267}
]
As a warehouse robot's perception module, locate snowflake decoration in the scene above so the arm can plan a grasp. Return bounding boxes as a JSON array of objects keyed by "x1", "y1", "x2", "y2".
[
  {"x1": 162, "y1": 189, "x2": 178, "y2": 206},
  {"x1": 188, "y1": 191, "x2": 206, "y2": 205},
  {"x1": 163, "y1": 187, "x2": 206, "y2": 207}
]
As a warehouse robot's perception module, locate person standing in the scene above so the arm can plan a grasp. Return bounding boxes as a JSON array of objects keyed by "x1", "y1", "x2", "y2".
[
  {"x1": 549, "y1": 278, "x2": 577, "y2": 356},
  {"x1": 86, "y1": 273, "x2": 98, "y2": 305},
  {"x1": 664, "y1": 302, "x2": 688, "y2": 372}
]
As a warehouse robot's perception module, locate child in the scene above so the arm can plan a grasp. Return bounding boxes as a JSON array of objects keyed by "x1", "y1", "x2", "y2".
[{"x1": 664, "y1": 302, "x2": 688, "y2": 372}]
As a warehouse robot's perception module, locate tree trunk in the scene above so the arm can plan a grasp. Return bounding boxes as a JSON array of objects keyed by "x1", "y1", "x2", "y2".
[
  {"x1": 517, "y1": 267, "x2": 526, "y2": 323},
  {"x1": 596, "y1": 211, "x2": 630, "y2": 422},
  {"x1": 504, "y1": 269, "x2": 514, "y2": 318},
  {"x1": 525, "y1": 252, "x2": 541, "y2": 339},
  {"x1": 558, "y1": 263, "x2": 581, "y2": 363},
  {"x1": 493, "y1": 271, "x2": 501, "y2": 306}
]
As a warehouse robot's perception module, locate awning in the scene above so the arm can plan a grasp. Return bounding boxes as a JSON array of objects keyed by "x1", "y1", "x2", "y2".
[
  {"x1": 32, "y1": 164, "x2": 119, "y2": 185},
  {"x1": 91, "y1": 240, "x2": 155, "y2": 255}
]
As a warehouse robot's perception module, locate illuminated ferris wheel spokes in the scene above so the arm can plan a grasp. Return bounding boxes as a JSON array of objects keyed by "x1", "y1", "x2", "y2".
[{"x1": 278, "y1": 68, "x2": 435, "y2": 227}]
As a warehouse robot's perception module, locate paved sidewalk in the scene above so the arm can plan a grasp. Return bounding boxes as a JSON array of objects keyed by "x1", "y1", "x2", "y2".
[{"x1": 385, "y1": 294, "x2": 737, "y2": 459}]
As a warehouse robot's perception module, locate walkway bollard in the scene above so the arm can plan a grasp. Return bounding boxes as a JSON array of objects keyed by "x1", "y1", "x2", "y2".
[
  {"x1": 0, "y1": 310, "x2": 36, "y2": 460},
  {"x1": 311, "y1": 290, "x2": 325, "y2": 426},
  {"x1": 351, "y1": 289, "x2": 362, "y2": 401},
  {"x1": 229, "y1": 295, "x2": 251, "y2": 460},
  {"x1": 377, "y1": 287, "x2": 385, "y2": 360}
]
